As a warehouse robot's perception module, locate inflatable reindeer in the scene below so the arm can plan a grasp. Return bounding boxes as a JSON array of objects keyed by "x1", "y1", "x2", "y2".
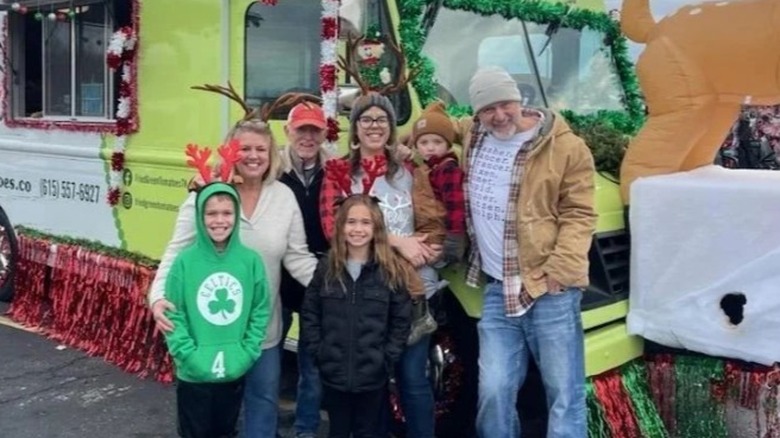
[{"x1": 619, "y1": 0, "x2": 780, "y2": 203}]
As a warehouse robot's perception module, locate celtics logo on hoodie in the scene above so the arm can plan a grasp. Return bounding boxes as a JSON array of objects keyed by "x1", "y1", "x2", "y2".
[{"x1": 197, "y1": 273, "x2": 244, "y2": 326}]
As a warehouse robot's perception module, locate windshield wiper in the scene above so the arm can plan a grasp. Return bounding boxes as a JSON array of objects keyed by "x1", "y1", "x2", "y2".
[
  {"x1": 421, "y1": 0, "x2": 443, "y2": 36},
  {"x1": 537, "y1": 21, "x2": 561, "y2": 57}
]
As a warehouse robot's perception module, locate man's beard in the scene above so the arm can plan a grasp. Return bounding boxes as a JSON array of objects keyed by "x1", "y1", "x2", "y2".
[{"x1": 488, "y1": 123, "x2": 518, "y2": 141}]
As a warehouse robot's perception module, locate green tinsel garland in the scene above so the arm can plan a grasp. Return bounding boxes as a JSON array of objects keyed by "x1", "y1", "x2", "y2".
[
  {"x1": 398, "y1": 0, "x2": 647, "y2": 174},
  {"x1": 674, "y1": 356, "x2": 727, "y2": 438},
  {"x1": 399, "y1": 0, "x2": 644, "y2": 130},
  {"x1": 15, "y1": 226, "x2": 158, "y2": 268},
  {"x1": 621, "y1": 362, "x2": 669, "y2": 438},
  {"x1": 586, "y1": 381, "x2": 611, "y2": 438}
]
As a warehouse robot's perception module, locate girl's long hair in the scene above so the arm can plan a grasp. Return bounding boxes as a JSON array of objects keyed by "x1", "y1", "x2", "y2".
[{"x1": 327, "y1": 194, "x2": 410, "y2": 291}]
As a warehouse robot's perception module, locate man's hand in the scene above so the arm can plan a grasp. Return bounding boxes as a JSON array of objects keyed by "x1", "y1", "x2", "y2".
[
  {"x1": 151, "y1": 299, "x2": 176, "y2": 333},
  {"x1": 545, "y1": 275, "x2": 563, "y2": 294}
]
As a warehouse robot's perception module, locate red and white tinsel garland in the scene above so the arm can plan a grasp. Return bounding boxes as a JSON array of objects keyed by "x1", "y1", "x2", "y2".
[
  {"x1": 106, "y1": 26, "x2": 139, "y2": 206},
  {"x1": 321, "y1": 0, "x2": 340, "y2": 154},
  {"x1": 106, "y1": 26, "x2": 137, "y2": 70}
]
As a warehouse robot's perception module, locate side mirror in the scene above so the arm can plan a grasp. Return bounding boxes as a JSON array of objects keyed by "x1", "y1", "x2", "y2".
[
  {"x1": 339, "y1": 0, "x2": 364, "y2": 38},
  {"x1": 338, "y1": 84, "x2": 361, "y2": 114}
]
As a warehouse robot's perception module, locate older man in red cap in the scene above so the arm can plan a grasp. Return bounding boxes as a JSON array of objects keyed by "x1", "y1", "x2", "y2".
[{"x1": 279, "y1": 101, "x2": 331, "y2": 438}]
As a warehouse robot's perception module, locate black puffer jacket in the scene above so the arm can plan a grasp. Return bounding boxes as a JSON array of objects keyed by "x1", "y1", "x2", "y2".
[{"x1": 301, "y1": 257, "x2": 411, "y2": 392}]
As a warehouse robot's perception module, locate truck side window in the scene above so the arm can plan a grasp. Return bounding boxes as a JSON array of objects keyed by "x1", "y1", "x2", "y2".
[
  {"x1": 244, "y1": 2, "x2": 322, "y2": 118},
  {"x1": 245, "y1": 0, "x2": 410, "y2": 124},
  {"x1": 7, "y1": 0, "x2": 132, "y2": 121}
]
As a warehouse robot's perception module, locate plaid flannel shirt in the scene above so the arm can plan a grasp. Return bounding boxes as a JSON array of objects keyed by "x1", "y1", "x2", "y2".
[
  {"x1": 425, "y1": 152, "x2": 466, "y2": 236},
  {"x1": 464, "y1": 112, "x2": 544, "y2": 317}
]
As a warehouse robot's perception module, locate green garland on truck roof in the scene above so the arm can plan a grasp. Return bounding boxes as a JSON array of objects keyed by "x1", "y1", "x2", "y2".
[{"x1": 398, "y1": 0, "x2": 646, "y2": 135}]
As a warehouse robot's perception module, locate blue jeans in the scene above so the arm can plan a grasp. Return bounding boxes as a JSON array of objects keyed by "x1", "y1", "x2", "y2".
[
  {"x1": 243, "y1": 342, "x2": 282, "y2": 438},
  {"x1": 396, "y1": 334, "x2": 436, "y2": 438},
  {"x1": 476, "y1": 282, "x2": 586, "y2": 438},
  {"x1": 282, "y1": 307, "x2": 323, "y2": 435}
]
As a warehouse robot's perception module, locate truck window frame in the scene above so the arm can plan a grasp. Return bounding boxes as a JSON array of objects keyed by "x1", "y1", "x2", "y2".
[{"x1": 4, "y1": 0, "x2": 135, "y2": 133}]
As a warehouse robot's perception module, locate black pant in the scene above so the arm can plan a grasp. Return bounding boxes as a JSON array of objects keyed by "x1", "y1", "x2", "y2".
[
  {"x1": 176, "y1": 379, "x2": 244, "y2": 438},
  {"x1": 323, "y1": 385, "x2": 386, "y2": 438}
]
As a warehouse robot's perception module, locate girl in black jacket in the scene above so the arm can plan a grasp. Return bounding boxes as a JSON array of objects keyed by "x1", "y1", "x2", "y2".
[{"x1": 301, "y1": 194, "x2": 411, "y2": 438}]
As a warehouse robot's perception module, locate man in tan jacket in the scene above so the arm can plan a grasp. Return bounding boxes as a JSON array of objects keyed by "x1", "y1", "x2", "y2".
[{"x1": 463, "y1": 66, "x2": 596, "y2": 438}]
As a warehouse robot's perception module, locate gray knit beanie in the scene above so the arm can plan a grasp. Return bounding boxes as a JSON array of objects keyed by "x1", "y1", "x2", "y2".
[
  {"x1": 349, "y1": 92, "x2": 397, "y2": 145},
  {"x1": 468, "y1": 66, "x2": 523, "y2": 114}
]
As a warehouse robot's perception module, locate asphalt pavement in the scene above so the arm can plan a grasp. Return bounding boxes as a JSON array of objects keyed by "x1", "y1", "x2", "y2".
[{"x1": 0, "y1": 303, "x2": 326, "y2": 438}]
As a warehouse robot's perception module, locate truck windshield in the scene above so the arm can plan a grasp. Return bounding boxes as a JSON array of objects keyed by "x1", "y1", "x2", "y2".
[{"x1": 422, "y1": 7, "x2": 626, "y2": 115}]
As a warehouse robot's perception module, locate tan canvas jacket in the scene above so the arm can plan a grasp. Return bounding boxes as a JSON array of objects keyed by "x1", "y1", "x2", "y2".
[{"x1": 454, "y1": 111, "x2": 597, "y2": 297}]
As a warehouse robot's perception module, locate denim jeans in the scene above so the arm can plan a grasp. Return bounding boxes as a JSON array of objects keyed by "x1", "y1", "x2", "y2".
[
  {"x1": 282, "y1": 307, "x2": 323, "y2": 436},
  {"x1": 396, "y1": 334, "x2": 436, "y2": 438},
  {"x1": 243, "y1": 342, "x2": 282, "y2": 438},
  {"x1": 476, "y1": 281, "x2": 586, "y2": 438}
]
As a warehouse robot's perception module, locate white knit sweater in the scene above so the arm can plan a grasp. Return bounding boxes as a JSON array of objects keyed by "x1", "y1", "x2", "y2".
[{"x1": 148, "y1": 180, "x2": 318, "y2": 350}]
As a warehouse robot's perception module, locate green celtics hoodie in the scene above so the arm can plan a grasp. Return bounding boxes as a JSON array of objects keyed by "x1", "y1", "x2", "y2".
[{"x1": 163, "y1": 182, "x2": 271, "y2": 383}]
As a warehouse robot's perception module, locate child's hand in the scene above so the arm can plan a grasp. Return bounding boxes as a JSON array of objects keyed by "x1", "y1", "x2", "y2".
[
  {"x1": 395, "y1": 143, "x2": 413, "y2": 162},
  {"x1": 422, "y1": 243, "x2": 443, "y2": 264}
]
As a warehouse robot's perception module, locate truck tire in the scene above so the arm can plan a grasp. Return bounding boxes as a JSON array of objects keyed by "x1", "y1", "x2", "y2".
[{"x1": 0, "y1": 205, "x2": 18, "y2": 302}]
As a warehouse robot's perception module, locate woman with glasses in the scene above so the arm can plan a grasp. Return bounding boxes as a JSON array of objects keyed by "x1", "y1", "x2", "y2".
[
  {"x1": 319, "y1": 92, "x2": 443, "y2": 438},
  {"x1": 148, "y1": 118, "x2": 318, "y2": 438}
]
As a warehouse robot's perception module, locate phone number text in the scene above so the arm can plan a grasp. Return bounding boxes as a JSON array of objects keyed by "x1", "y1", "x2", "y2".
[{"x1": 40, "y1": 179, "x2": 102, "y2": 204}]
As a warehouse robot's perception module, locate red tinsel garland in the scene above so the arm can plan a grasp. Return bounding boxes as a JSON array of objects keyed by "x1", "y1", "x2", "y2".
[
  {"x1": 7, "y1": 233, "x2": 173, "y2": 383},
  {"x1": 322, "y1": 16, "x2": 338, "y2": 39},
  {"x1": 321, "y1": 0, "x2": 340, "y2": 152},
  {"x1": 593, "y1": 370, "x2": 643, "y2": 437},
  {"x1": 321, "y1": 65, "x2": 337, "y2": 93},
  {"x1": 111, "y1": 151, "x2": 125, "y2": 172},
  {"x1": 7, "y1": 235, "x2": 51, "y2": 327},
  {"x1": 646, "y1": 354, "x2": 678, "y2": 434}
]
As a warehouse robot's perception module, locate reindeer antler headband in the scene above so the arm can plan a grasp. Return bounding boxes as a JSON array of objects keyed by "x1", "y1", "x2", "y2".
[
  {"x1": 337, "y1": 33, "x2": 420, "y2": 96},
  {"x1": 190, "y1": 81, "x2": 322, "y2": 123},
  {"x1": 185, "y1": 139, "x2": 242, "y2": 186},
  {"x1": 326, "y1": 154, "x2": 387, "y2": 203}
]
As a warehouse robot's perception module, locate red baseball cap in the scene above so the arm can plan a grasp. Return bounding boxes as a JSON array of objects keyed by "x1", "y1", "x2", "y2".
[{"x1": 287, "y1": 102, "x2": 327, "y2": 130}]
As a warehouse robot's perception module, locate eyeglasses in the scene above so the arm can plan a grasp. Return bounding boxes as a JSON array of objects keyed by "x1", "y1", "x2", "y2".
[{"x1": 358, "y1": 116, "x2": 390, "y2": 128}]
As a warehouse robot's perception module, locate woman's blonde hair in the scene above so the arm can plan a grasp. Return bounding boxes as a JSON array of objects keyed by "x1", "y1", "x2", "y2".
[
  {"x1": 327, "y1": 194, "x2": 411, "y2": 291},
  {"x1": 223, "y1": 119, "x2": 283, "y2": 185}
]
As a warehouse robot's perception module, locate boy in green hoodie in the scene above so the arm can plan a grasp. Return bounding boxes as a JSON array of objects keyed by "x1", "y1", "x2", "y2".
[{"x1": 163, "y1": 182, "x2": 271, "y2": 438}]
